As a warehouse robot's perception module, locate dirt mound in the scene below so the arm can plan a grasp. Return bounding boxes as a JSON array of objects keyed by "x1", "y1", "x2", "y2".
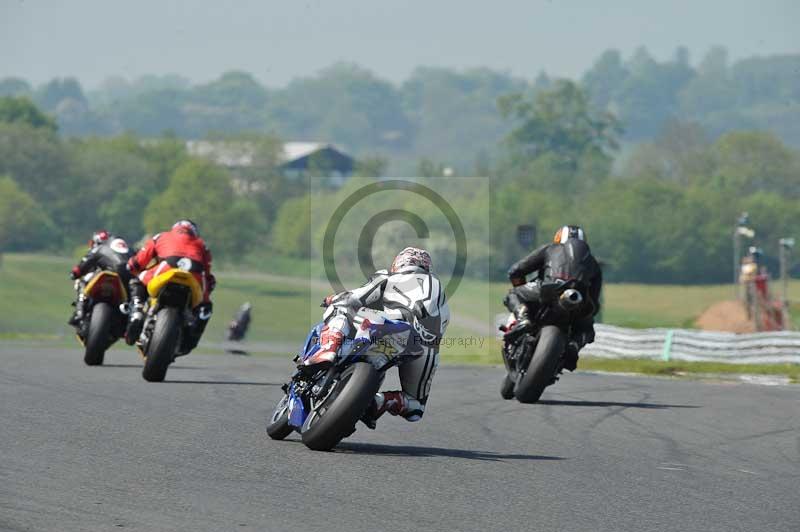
[{"x1": 695, "y1": 300, "x2": 755, "y2": 333}]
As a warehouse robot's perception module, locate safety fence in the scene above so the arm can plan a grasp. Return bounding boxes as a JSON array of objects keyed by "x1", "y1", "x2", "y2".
[{"x1": 582, "y1": 324, "x2": 800, "y2": 364}]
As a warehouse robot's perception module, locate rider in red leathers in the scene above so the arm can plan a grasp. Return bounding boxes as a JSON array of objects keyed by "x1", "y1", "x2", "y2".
[{"x1": 125, "y1": 220, "x2": 215, "y2": 348}]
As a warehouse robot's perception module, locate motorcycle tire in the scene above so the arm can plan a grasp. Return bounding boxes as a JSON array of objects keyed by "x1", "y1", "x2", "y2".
[
  {"x1": 142, "y1": 307, "x2": 181, "y2": 383},
  {"x1": 500, "y1": 373, "x2": 515, "y2": 400},
  {"x1": 514, "y1": 325, "x2": 565, "y2": 404},
  {"x1": 266, "y1": 394, "x2": 294, "y2": 440},
  {"x1": 301, "y1": 362, "x2": 380, "y2": 451},
  {"x1": 84, "y1": 302, "x2": 113, "y2": 366}
]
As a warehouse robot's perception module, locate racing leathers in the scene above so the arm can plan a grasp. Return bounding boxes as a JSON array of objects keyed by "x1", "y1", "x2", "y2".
[
  {"x1": 125, "y1": 227, "x2": 215, "y2": 347},
  {"x1": 308, "y1": 266, "x2": 450, "y2": 426},
  {"x1": 503, "y1": 239, "x2": 602, "y2": 370},
  {"x1": 69, "y1": 237, "x2": 133, "y2": 326}
]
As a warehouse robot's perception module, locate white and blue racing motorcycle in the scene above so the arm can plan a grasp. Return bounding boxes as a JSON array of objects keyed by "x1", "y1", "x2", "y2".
[{"x1": 266, "y1": 309, "x2": 416, "y2": 451}]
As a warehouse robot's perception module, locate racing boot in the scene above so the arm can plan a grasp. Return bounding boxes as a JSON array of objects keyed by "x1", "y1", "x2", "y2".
[
  {"x1": 503, "y1": 305, "x2": 532, "y2": 342},
  {"x1": 68, "y1": 295, "x2": 86, "y2": 327},
  {"x1": 125, "y1": 280, "x2": 147, "y2": 345},
  {"x1": 180, "y1": 302, "x2": 213, "y2": 354},
  {"x1": 563, "y1": 341, "x2": 580, "y2": 372},
  {"x1": 302, "y1": 325, "x2": 343, "y2": 369},
  {"x1": 361, "y1": 391, "x2": 424, "y2": 429}
]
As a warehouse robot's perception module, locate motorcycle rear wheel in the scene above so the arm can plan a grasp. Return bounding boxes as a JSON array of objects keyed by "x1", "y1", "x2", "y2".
[
  {"x1": 514, "y1": 325, "x2": 565, "y2": 404},
  {"x1": 84, "y1": 302, "x2": 113, "y2": 366},
  {"x1": 142, "y1": 307, "x2": 181, "y2": 382},
  {"x1": 301, "y1": 362, "x2": 380, "y2": 451}
]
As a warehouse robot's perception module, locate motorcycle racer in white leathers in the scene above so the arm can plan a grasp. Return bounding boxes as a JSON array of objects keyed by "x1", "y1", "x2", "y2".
[{"x1": 306, "y1": 247, "x2": 450, "y2": 427}]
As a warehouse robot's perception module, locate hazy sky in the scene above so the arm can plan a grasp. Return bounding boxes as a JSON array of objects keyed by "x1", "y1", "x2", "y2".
[{"x1": 2, "y1": 0, "x2": 798, "y2": 88}]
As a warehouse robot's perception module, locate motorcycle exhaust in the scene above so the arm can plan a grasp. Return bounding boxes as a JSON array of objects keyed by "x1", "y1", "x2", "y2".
[{"x1": 559, "y1": 288, "x2": 583, "y2": 310}]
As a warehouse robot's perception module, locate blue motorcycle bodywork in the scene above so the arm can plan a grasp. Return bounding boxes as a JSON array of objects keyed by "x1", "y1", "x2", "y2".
[{"x1": 287, "y1": 317, "x2": 412, "y2": 428}]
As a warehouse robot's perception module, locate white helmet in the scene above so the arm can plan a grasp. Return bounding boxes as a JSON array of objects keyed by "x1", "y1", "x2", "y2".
[{"x1": 390, "y1": 247, "x2": 432, "y2": 273}]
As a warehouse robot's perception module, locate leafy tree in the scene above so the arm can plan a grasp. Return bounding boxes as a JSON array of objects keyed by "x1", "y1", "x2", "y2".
[
  {"x1": 0, "y1": 77, "x2": 32, "y2": 97},
  {"x1": 354, "y1": 156, "x2": 388, "y2": 177},
  {"x1": 0, "y1": 122, "x2": 69, "y2": 207},
  {"x1": 678, "y1": 47, "x2": 737, "y2": 121},
  {"x1": 66, "y1": 136, "x2": 160, "y2": 237},
  {"x1": 416, "y1": 158, "x2": 449, "y2": 178},
  {"x1": 270, "y1": 195, "x2": 311, "y2": 258},
  {"x1": 192, "y1": 71, "x2": 268, "y2": 108},
  {"x1": 499, "y1": 79, "x2": 621, "y2": 180},
  {"x1": 615, "y1": 47, "x2": 694, "y2": 139},
  {"x1": 732, "y1": 55, "x2": 800, "y2": 107},
  {"x1": 708, "y1": 131, "x2": 800, "y2": 196},
  {"x1": 111, "y1": 89, "x2": 187, "y2": 137},
  {"x1": 622, "y1": 120, "x2": 712, "y2": 185},
  {"x1": 35, "y1": 78, "x2": 87, "y2": 111},
  {"x1": 401, "y1": 67, "x2": 526, "y2": 169},
  {"x1": 581, "y1": 49, "x2": 628, "y2": 110},
  {"x1": 144, "y1": 159, "x2": 267, "y2": 256},
  {"x1": 0, "y1": 97, "x2": 57, "y2": 131},
  {"x1": 89, "y1": 74, "x2": 191, "y2": 108},
  {"x1": 0, "y1": 176, "x2": 55, "y2": 251},
  {"x1": 266, "y1": 63, "x2": 412, "y2": 151}
]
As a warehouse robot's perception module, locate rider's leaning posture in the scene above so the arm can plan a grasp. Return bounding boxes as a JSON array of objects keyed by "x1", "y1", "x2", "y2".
[
  {"x1": 68, "y1": 231, "x2": 133, "y2": 326},
  {"x1": 307, "y1": 247, "x2": 450, "y2": 428}
]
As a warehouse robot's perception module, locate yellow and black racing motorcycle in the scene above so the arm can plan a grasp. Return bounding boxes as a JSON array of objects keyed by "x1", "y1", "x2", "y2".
[
  {"x1": 74, "y1": 271, "x2": 128, "y2": 366},
  {"x1": 136, "y1": 268, "x2": 209, "y2": 382}
]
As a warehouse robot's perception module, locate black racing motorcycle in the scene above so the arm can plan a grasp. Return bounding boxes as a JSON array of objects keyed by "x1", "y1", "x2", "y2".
[
  {"x1": 73, "y1": 271, "x2": 129, "y2": 366},
  {"x1": 500, "y1": 279, "x2": 587, "y2": 403}
]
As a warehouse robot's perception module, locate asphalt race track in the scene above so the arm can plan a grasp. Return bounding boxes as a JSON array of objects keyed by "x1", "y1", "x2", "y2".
[{"x1": 1, "y1": 345, "x2": 798, "y2": 532}]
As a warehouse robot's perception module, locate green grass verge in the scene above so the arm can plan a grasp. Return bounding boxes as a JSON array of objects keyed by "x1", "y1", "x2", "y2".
[
  {"x1": 437, "y1": 335, "x2": 798, "y2": 383},
  {"x1": 0, "y1": 253, "x2": 797, "y2": 381},
  {"x1": 578, "y1": 357, "x2": 800, "y2": 383}
]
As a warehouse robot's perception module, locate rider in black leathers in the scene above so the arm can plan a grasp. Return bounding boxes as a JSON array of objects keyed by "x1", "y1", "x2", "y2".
[
  {"x1": 68, "y1": 232, "x2": 134, "y2": 326},
  {"x1": 503, "y1": 225, "x2": 602, "y2": 371}
]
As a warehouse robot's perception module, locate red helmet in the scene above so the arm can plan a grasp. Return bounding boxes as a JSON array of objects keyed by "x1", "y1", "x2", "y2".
[
  {"x1": 90, "y1": 230, "x2": 110, "y2": 247},
  {"x1": 172, "y1": 219, "x2": 199, "y2": 237},
  {"x1": 391, "y1": 247, "x2": 432, "y2": 273}
]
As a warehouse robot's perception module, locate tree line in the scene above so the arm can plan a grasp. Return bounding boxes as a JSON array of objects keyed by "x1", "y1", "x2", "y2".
[
  {"x1": 1, "y1": 46, "x2": 799, "y2": 174},
  {"x1": 2, "y1": 66, "x2": 800, "y2": 283}
]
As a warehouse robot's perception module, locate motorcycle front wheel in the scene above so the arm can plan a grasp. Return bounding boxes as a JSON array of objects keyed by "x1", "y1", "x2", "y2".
[
  {"x1": 500, "y1": 373, "x2": 515, "y2": 400},
  {"x1": 266, "y1": 394, "x2": 294, "y2": 440}
]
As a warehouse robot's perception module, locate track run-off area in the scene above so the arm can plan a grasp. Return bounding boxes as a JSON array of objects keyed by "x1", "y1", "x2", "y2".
[{"x1": 1, "y1": 345, "x2": 798, "y2": 532}]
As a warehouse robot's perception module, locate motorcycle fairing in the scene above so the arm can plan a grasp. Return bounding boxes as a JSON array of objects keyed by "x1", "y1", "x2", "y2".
[
  {"x1": 147, "y1": 269, "x2": 203, "y2": 308},
  {"x1": 288, "y1": 383, "x2": 306, "y2": 427},
  {"x1": 84, "y1": 271, "x2": 127, "y2": 303}
]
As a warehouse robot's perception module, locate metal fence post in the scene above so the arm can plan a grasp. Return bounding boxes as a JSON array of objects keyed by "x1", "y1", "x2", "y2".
[{"x1": 661, "y1": 330, "x2": 674, "y2": 362}]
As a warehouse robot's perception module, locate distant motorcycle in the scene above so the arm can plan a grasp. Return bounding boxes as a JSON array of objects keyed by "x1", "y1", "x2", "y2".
[
  {"x1": 135, "y1": 267, "x2": 210, "y2": 382},
  {"x1": 226, "y1": 302, "x2": 251, "y2": 342},
  {"x1": 500, "y1": 279, "x2": 587, "y2": 403},
  {"x1": 267, "y1": 308, "x2": 414, "y2": 451},
  {"x1": 73, "y1": 271, "x2": 128, "y2": 366}
]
